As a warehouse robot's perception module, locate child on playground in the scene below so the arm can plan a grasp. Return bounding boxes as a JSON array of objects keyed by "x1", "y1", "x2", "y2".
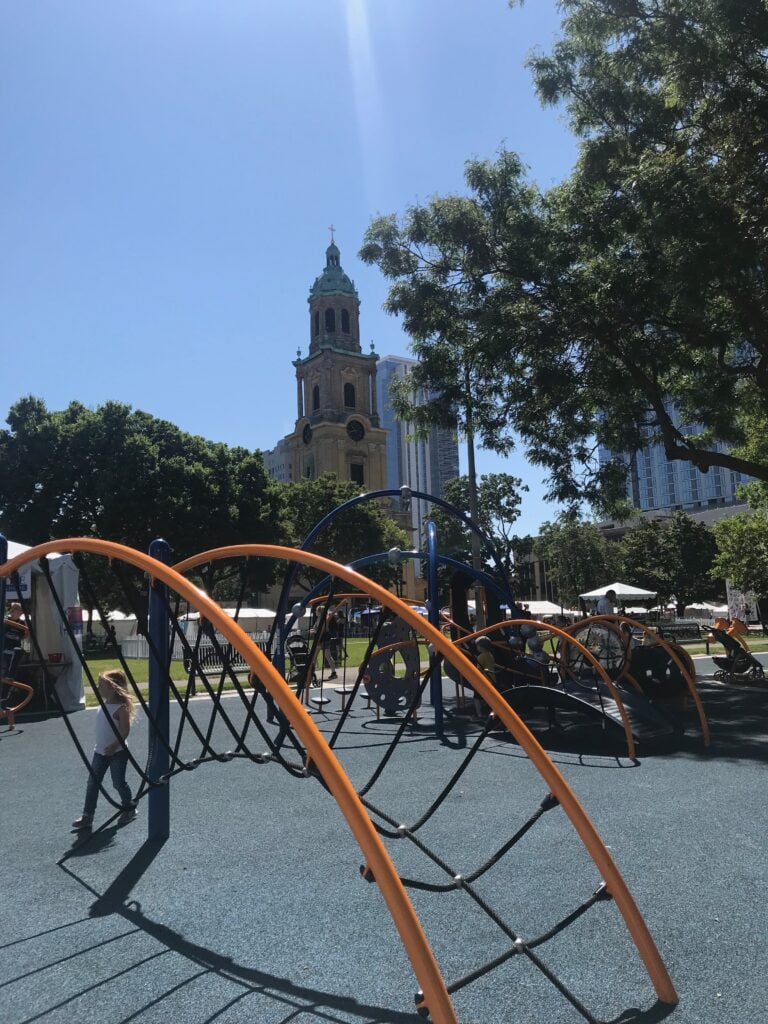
[{"x1": 72, "y1": 670, "x2": 136, "y2": 831}]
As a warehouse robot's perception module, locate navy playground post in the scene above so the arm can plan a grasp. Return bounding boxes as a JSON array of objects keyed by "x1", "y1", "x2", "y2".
[
  {"x1": 426, "y1": 519, "x2": 443, "y2": 736},
  {"x1": 274, "y1": 485, "x2": 515, "y2": 737},
  {"x1": 0, "y1": 535, "x2": 7, "y2": 684},
  {"x1": 148, "y1": 538, "x2": 172, "y2": 842}
]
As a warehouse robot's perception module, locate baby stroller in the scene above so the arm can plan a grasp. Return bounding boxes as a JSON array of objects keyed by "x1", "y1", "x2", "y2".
[
  {"x1": 285, "y1": 633, "x2": 317, "y2": 694},
  {"x1": 710, "y1": 628, "x2": 765, "y2": 685}
]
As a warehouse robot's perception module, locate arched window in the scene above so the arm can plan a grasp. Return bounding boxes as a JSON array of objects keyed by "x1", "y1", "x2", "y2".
[
  {"x1": 324, "y1": 308, "x2": 335, "y2": 332},
  {"x1": 344, "y1": 383, "x2": 356, "y2": 408},
  {"x1": 341, "y1": 308, "x2": 350, "y2": 333},
  {"x1": 314, "y1": 311, "x2": 320, "y2": 336},
  {"x1": 350, "y1": 463, "x2": 364, "y2": 486},
  {"x1": 312, "y1": 385, "x2": 320, "y2": 411}
]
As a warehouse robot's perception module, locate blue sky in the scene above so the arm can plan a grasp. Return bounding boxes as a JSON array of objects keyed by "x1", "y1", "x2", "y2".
[{"x1": 1, "y1": 0, "x2": 577, "y2": 535}]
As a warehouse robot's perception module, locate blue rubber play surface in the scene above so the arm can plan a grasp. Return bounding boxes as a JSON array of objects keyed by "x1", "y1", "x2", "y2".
[{"x1": 2, "y1": 676, "x2": 767, "y2": 1024}]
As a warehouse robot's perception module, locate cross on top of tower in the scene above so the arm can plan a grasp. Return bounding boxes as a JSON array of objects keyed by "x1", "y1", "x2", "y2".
[{"x1": 328, "y1": 224, "x2": 336, "y2": 244}]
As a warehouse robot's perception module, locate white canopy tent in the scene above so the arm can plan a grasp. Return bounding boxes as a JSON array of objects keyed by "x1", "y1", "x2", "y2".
[
  {"x1": 3, "y1": 539, "x2": 84, "y2": 711},
  {"x1": 82, "y1": 609, "x2": 139, "y2": 642},
  {"x1": 520, "y1": 600, "x2": 570, "y2": 618},
  {"x1": 686, "y1": 602, "x2": 729, "y2": 617},
  {"x1": 184, "y1": 607, "x2": 278, "y2": 633},
  {"x1": 580, "y1": 582, "x2": 658, "y2": 603}
]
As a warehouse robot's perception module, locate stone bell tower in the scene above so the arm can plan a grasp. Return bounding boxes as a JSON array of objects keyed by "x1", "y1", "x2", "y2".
[{"x1": 282, "y1": 237, "x2": 387, "y2": 490}]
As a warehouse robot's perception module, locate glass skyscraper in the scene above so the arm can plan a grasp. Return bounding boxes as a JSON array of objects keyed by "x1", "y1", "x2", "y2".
[
  {"x1": 598, "y1": 400, "x2": 750, "y2": 513},
  {"x1": 376, "y1": 355, "x2": 460, "y2": 564}
]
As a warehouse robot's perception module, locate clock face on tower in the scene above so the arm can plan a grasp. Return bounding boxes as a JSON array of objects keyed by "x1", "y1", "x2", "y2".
[
  {"x1": 346, "y1": 419, "x2": 365, "y2": 442},
  {"x1": 302, "y1": 424, "x2": 313, "y2": 445}
]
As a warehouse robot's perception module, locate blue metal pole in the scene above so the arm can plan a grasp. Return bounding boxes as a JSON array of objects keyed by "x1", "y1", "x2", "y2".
[
  {"x1": 148, "y1": 538, "x2": 171, "y2": 842},
  {"x1": 425, "y1": 520, "x2": 443, "y2": 737}
]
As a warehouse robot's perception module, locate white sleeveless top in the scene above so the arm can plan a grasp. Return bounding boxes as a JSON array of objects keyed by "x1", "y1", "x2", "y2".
[{"x1": 94, "y1": 702, "x2": 128, "y2": 755}]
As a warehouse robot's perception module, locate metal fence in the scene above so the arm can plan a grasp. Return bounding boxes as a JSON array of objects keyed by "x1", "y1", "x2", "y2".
[{"x1": 120, "y1": 631, "x2": 272, "y2": 663}]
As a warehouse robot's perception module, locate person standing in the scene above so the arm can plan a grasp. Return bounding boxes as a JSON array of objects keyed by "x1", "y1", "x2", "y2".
[
  {"x1": 596, "y1": 590, "x2": 617, "y2": 616},
  {"x1": 2, "y1": 602, "x2": 30, "y2": 709},
  {"x1": 322, "y1": 607, "x2": 340, "y2": 680},
  {"x1": 3, "y1": 602, "x2": 29, "y2": 675}
]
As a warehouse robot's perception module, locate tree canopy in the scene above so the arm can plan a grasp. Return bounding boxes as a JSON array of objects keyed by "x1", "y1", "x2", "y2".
[
  {"x1": 361, "y1": 0, "x2": 768, "y2": 511},
  {"x1": 711, "y1": 485, "x2": 768, "y2": 600},
  {"x1": 426, "y1": 473, "x2": 527, "y2": 577},
  {"x1": 0, "y1": 396, "x2": 284, "y2": 562},
  {"x1": 277, "y1": 473, "x2": 409, "y2": 592},
  {"x1": 534, "y1": 516, "x2": 623, "y2": 606},
  {"x1": 618, "y1": 512, "x2": 721, "y2": 613},
  {"x1": 532, "y1": 509, "x2": 720, "y2": 611}
]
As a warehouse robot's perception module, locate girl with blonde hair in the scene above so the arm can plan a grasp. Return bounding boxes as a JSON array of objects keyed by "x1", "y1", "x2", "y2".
[{"x1": 72, "y1": 670, "x2": 136, "y2": 831}]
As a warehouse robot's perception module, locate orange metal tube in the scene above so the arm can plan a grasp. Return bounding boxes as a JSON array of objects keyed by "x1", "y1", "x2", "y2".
[{"x1": 0, "y1": 678, "x2": 34, "y2": 728}]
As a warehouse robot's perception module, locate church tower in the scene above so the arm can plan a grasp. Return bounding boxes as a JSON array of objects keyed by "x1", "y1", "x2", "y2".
[{"x1": 279, "y1": 238, "x2": 388, "y2": 489}]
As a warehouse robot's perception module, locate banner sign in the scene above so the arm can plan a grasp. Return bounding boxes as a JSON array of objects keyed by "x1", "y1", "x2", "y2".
[{"x1": 6, "y1": 566, "x2": 31, "y2": 602}]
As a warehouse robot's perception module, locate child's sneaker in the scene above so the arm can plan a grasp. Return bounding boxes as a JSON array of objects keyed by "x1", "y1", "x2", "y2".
[
  {"x1": 117, "y1": 807, "x2": 137, "y2": 825},
  {"x1": 72, "y1": 814, "x2": 93, "y2": 831}
]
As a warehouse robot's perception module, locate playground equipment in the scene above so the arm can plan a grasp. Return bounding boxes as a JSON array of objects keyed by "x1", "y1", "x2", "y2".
[
  {"x1": 260, "y1": 485, "x2": 707, "y2": 758},
  {"x1": 0, "y1": 675, "x2": 34, "y2": 730},
  {"x1": 1, "y1": 535, "x2": 679, "y2": 1024},
  {"x1": 460, "y1": 614, "x2": 708, "y2": 758}
]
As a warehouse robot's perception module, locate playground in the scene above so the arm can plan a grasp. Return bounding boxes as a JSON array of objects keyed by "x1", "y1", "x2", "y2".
[{"x1": 2, "y1": 491, "x2": 767, "y2": 1024}]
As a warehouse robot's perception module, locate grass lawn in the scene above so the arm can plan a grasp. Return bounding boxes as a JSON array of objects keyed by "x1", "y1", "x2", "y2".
[
  {"x1": 83, "y1": 638, "x2": 434, "y2": 708},
  {"x1": 84, "y1": 632, "x2": 767, "y2": 707}
]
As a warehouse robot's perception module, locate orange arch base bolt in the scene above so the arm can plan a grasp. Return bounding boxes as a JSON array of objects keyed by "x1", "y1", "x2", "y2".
[{"x1": 2, "y1": 540, "x2": 679, "y2": 1018}]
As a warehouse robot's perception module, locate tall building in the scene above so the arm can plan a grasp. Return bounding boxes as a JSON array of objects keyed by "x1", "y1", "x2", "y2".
[
  {"x1": 376, "y1": 354, "x2": 460, "y2": 554},
  {"x1": 265, "y1": 240, "x2": 388, "y2": 490},
  {"x1": 598, "y1": 399, "x2": 751, "y2": 514}
]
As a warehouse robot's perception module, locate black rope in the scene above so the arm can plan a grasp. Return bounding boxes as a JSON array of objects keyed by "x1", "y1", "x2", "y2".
[
  {"x1": 363, "y1": 794, "x2": 601, "y2": 1023},
  {"x1": 40, "y1": 548, "x2": 618, "y2": 1023},
  {"x1": 356, "y1": 655, "x2": 435, "y2": 799},
  {"x1": 526, "y1": 882, "x2": 612, "y2": 950},
  {"x1": 155, "y1": 586, "x2": 307, "y2": 775},
  {"x1": 327, "y1": 612, "x2": 389, "y2": 748},
  {"x1": 374, "y1": 713, "x2": 493, "y2": 840},
  {"x1": 390, "y1": 793, "x2": 559, "y2": 889}
]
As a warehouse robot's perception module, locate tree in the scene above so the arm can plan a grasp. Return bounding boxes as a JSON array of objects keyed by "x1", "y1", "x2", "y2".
[
  {"x1": 277, "y1": 474, "x2": 409, "y2": 592},
  {"x1": 535, "y1": 516, "x2": 622, "y2": 607},
  {"x1": 509, "y1": 533, "x2": 537, "y2": 601},
  {"x1": 361, "y1": 2, "x2": 768, "y2": 510},
  {"x1": 619, "y1": 512, "x2": 720, "y2": 614},
  {"x1": 426, "y1": 473, "x2": 527, "y2": 576},
  {"x1": 0, "y1": 397, "x2": 286, "y2": 610},
  {"x1": 712, "y1": 488, "x2": 768, "y2": 603},
  {"x1": 518, "y1": 0, "x2": 768, "y2": 483}
]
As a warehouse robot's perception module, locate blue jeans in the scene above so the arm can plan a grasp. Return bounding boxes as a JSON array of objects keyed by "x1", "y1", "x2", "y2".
[{"x1": 83, "y1": 750, "x2": 132, "y2": 816}]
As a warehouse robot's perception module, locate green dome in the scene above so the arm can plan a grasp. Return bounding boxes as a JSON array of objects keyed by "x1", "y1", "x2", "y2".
[{"x1": 309, "y1": 242, "x2": 359, "y2": 300}]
